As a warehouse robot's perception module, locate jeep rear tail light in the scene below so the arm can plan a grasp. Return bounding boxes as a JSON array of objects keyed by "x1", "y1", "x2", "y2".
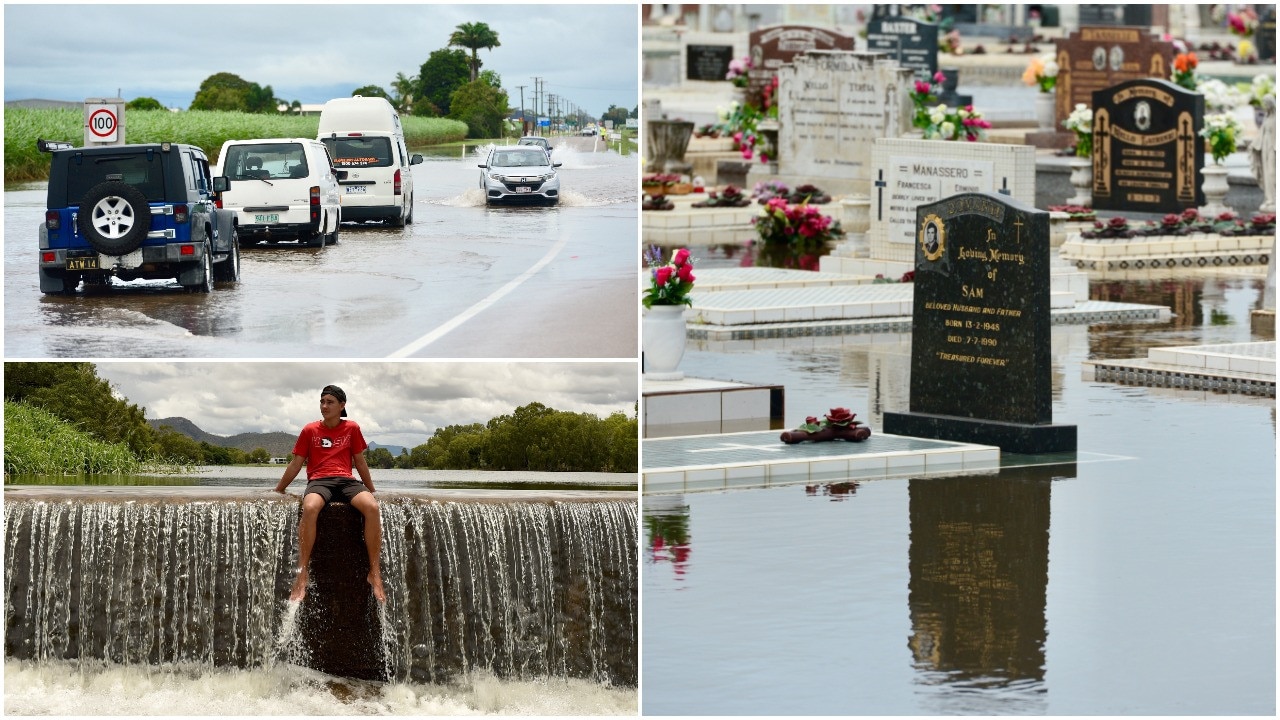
[
  {"x1": 394, "y1": 169, "x2": 402, "y2": 195},
  {"x1": 45, "y1": 211, "x2": 60, "y2": 230},
  {"x1": 173, "y1": 204, "x2": 189, "y2": 224},
  {"x1": 180, "y1": 245, "x2": 195, "y2": 256},
  {"x1": 41, "y1": 251, "x2": 56, "y2": 263}
]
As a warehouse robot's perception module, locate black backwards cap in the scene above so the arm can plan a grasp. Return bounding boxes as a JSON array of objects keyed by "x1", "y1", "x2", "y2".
[{"x1": 321, "y1": 385, "x2": 348, "y2": 417}]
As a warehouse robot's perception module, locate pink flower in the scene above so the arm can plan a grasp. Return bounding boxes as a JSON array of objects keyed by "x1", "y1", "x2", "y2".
[
  {"x1": 741, "y1": 147, "x2": 754, "y2": 160},
  {"x1": 677, "y1": 264, "x2": 695, "y2": 283},
  {"x1": 933, "y1": 70, "x2": 946, "y2": 84},
  {"x1": 672, "y1": 248, "x2": 690, "y2": 267},
  {"x1": 759, "y1": 152, "x2": 769, "y2": 163},
  {"x1": 654, "y1": 265, "x2": 674, "y2": 286},
  {"x1": 915, "y1": 80, "x2": 932, "y2": 94}
]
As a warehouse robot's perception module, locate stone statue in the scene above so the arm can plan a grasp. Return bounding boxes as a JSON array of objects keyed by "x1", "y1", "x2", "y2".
[{"x1": 1250, "y1": 95, "x2": 1275, "y2": 213}]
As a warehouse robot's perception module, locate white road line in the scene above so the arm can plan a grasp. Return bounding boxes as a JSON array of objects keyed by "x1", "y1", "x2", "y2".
[{"x1": 388, "y1": 233, "x2": 569, "y2": 357}]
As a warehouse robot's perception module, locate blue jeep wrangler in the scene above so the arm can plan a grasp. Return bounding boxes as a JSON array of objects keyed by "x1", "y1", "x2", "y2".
[{"x1": 37, "y1": 139, "x2": 240, "y2": 294}]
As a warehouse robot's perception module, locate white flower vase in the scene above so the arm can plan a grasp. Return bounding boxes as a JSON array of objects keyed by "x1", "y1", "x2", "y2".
[
  {"x1": 1067, "y1": 157, "x2": 1093, "y2": 206},
  {"x1": 1200, "y1": 164, "x2": 1231, "y2": 218},
  {"x1": 1036, "y1": 93, "x2": 1055, "y2": 131},
  {"x1": 643, "y1": 304, "x2": 688, "y2": 381}
]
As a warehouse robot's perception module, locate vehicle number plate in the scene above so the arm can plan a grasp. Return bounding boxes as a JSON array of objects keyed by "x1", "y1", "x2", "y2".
[
  {"x1": 67, "y1": 256, "x2": 99, "y2": 271},
  {"x1": 254, "y1": 214, "x2": 279, "y2": 223},
  {"x1": 345, "y1": 186, "x2": 367, "y2": 194},
  {"x1": 516, "y1": 187, "x2": 532, "y2": 193}
]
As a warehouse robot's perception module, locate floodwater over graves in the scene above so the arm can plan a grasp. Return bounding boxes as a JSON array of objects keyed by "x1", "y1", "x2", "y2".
[{"x1": 643, "y1": 265, "x2": 1274, "y2": 715}]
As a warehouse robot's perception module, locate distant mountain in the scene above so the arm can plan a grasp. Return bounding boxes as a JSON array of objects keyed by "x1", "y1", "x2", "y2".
[
  {"x1": 148, "y1": 417, "x2": 407, "y2": 457},
  {"x1": 149, "y1": 417, "x2": 297, "y2": 456}
]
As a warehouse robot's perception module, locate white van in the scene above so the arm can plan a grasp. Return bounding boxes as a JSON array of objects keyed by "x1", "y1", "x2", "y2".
[
  {"x1": 317, "y1": 96, "x2": 423, "y2": 227},
  {"x1": 216, "y1": 138, "x2": 343, "y2": 247}
]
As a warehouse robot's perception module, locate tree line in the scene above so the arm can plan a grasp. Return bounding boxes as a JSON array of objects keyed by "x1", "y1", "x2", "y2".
[
  {"x1": 126, "y1": 20, "x2": 636, "y2": 140},
  {"x1": 3, "y1": 363, "x2": 636, "y2": 473}
]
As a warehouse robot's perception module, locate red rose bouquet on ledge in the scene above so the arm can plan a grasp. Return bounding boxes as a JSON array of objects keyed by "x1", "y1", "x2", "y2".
[
  {"x1": 753, "y1": 198, "x2": 843, "y2": 247},
  {"x1": 780, "y1": 408, "x2": 871, "y2": 444}
]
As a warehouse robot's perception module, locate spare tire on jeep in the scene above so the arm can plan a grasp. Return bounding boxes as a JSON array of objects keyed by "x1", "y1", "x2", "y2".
[{"x1": 76, "y1": 181, "x2": 151, "y2": 256}]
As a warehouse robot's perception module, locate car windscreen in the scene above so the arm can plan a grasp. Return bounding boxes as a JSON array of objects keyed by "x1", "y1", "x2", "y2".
[
  {"x1": 494, "y1": 150, "x2": 550, "y2": 168},
  {"x1": 223, "y1": 143, "x2": 310, "y2": 180},
  {"x1": 518, "y1": 138, "x2": 548, "y2": 148},
  {"x1": 321, "y1": 136, "x2": 394, "y2": 168},
  {"x1": 65, "y1": 153, "x2": 166, "y2": 204}
]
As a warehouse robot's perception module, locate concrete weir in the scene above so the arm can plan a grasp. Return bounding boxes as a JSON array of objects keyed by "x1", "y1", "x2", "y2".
[{"x1": 2, "y1": 488, "x2": 637, "y2": 686}]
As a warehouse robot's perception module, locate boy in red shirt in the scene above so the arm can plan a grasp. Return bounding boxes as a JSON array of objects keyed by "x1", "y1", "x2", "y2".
[{"x1": 275, "y1": 385, "x2": 385, "y2": 603}]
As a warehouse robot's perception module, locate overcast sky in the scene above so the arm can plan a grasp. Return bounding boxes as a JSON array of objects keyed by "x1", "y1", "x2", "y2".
[
  {"x1": 95, "y1": 361, "x2": 637, "y2": 448},
  {"x1": 4, "y1": 3, "x2": 638, "y2": 117}
]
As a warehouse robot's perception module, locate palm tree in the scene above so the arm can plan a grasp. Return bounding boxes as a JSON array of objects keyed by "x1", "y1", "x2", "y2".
[
  {"x1": 448, "y1": 21, "x2": 501, "y2": 83},
  {"x1": 390, "y1": 72, "x2": 417, "y2": 114}
]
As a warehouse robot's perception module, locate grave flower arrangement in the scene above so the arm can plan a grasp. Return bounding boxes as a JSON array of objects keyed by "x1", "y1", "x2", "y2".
[
  {"x1": 1249, "y1": 73, "x2": 1276, "y2": 108},
  {"x1": 910, "y1": 71, "x2": 946, "y2": 131},
  {"x1": 1022, "y1": 54, "x2": 1059, "y2": 92},
  {"x1": 718, "y1": 101, "x2": 772, "y2": 163},
  {"x1": 923, "y1": 104, "x2": 993, "y2": 142},
  {"x1": 1200, "y1": 112, "x2": 1243, "y2": 164},
  {"x1": 1062, "y1": 103, "x2": 1093, "y2": 158},
  {"x1": 691, "y1": 185, "x2": 751, "y2": 208},
  {"x1": 1227, "y1": 8, "x2": 1259, "y2": 38},
  {"x1": 1172, "y1": 52, "x2": 1199, "y2": 91},
  {"x1": 642, "y1": 246, "x2": 696, "y2": 308},
  {"x1": 752, "y1": 179, "x2": 791, "y2": 203},
  {"x1": 642, "y1": 194, "x2": 675, "y2": 211},
  {"x1": 1080, "y1": 209, "x2": 1275, "y2": 239},
  {"x1": 779, "y1": 407, "x2": 871, "y2": 444},
  {"x1": 642, "y1": 173, "x2": 683, "y2": 191},
  {"x1": 785, "y1": 184, "x2": 833, "y2": 205},
  {"x1": 726, "y1": 56, "x2": 753, "y2": 88},
  {"x1": 752, "y1": 198, "x2": 843, "y2": 248},
  {"x1": 1048, "y1": 204, "x2": 1097, "y2": 221},
  {"x1": 1198, "y1": 78, "x2": 1249, "y2": 112}
]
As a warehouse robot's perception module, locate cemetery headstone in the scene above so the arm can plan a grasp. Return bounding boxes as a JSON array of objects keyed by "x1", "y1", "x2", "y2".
[
  {"x1": 867, "y1": 138, "x2": 1036, "y2": 263},
  {"x1": 883, "y1": 192, "x2": 1077, "y2": 454},
  {"x1": 686, "y1": 44, "x2": 735, "y2": 82},
  {"x1": 775, "y1": 51, "x2": 912, "y2": 194},
  {"x1": 1258, "y1": 7, "x2": 1277, "y2": 62},
  {"x1": 1091, "y1": 78, "x2": 1204, "y2": 213},
  {"x1": 747, "y1": 24, "x2": 856, "y2": 103},
  {"x1": 1052, "y1": 26, "x2": 1175, "y2": 130},
  {"x1": 865, "y1": 15, "x2": 939, "y2": 80}
]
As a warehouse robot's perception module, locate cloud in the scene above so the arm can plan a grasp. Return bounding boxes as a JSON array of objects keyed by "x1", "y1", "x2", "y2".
[
  {"x1": 4, "y1": 4, "x2": 638, "y2": 115},
  {"x1": 95, "y1": 361, "x2": 637, "y2": 447}
]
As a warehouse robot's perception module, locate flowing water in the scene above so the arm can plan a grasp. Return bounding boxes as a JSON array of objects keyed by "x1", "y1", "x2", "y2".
[{"x1": 4, "y1": 480, "x2": 637, "y2": 715}]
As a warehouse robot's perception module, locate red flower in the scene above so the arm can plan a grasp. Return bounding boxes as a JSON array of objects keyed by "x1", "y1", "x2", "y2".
[
  {"x1": 654, "y1": 265, "x2": 674, "y2": 286},
  {"x1": 672, "y1": 248, "x2": 690, "y2": 267},
  {"x1": 805, "y1": 416, "x2": 819, "y2": 425},
  {"x1": 914, "y1": 80, "x2": 932, "y2": 95},
  {"x1": 1217, "y1": 211, "x2": 1236, "y2": 222},
  {"x1": 1108, "y1": 217, "x2": 1128, "y2": 229},
  {"x1": 825, "y1": 408, "x2": 856, "y2": 426},
  {"x1": 1162, "y1": 213, "x2": 1181, "y2": 226},
  {"x1": 677, "y1": 263, "x2": 695, "y2": 283}
]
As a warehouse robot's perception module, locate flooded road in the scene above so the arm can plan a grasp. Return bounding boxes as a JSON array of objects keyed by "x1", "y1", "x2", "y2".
[{"x1": 4, "y1": 137, "x2": 638, "y2": 358}]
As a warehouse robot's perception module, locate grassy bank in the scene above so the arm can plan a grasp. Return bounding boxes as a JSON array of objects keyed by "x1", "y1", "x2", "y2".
[
  {"x1": 3, "y1": 401, "x2": 188, "y2": 476},
  {"x1": 5, "y1": 108, "x2": 469, "y2": 183}
]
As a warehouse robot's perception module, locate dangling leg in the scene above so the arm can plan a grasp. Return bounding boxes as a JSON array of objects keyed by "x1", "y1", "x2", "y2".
[
  {"x1": 350, "y1": 491, "x2": 386, "y2": 602},
  {"x1": 291, "y1": 492, "x2": 325, "y2": 601}
]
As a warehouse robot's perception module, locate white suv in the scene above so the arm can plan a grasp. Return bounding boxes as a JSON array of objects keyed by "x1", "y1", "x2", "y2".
[{"x1": 216, "y1": 138, "x2": 343, "y2": 247}]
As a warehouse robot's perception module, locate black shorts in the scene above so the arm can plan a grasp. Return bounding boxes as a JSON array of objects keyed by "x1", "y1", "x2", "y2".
[{"x1": 304, "y1": 476, "x2": 368, "y2": 504}]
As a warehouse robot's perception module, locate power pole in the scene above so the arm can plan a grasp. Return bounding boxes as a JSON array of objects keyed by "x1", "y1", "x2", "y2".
[
  {"x1": 515, "y1": 84, "x2": 527, "y2": 135},
  {"x1": 532, "y1": 77, "x2": 543, "y2": 136}
]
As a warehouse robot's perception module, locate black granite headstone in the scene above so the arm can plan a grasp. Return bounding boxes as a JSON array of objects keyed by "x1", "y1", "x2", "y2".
[
  {"x1": 866, "y1": 15, "x2": 939, "y2": 81},
  {"x1": 1258, "y1": 7, "x2": 1276, "y2": 61},
  {"x1": 687, "y1": 44, "x2": 735, "y2": 81},
  {"x1": 883, "y1": 192, "x2": 1076, "y2": 454},
  {"x1": 1091, "y1": 78, "x2": 1204, "y2": 213}
]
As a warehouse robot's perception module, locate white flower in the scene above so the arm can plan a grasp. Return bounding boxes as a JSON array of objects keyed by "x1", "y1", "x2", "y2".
[
  {"x1": 929, "y1": 108, "x2": 947, "y2": 125},
  {"x1": 940, "y1": 121, "x2": 956, "y2": 138},
  {"x1": 1042, "y1": 59, "x2": 1059, "y2": 78}
]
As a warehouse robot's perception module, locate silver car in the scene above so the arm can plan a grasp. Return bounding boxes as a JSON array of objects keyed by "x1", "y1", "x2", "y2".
[{"x1": 478, "y1": 146, "x2": 562, "y2": 206}]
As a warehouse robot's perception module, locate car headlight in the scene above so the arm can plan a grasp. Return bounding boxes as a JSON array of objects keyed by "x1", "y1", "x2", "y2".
[{"x1": 489, "y1": 173, "x2": 505, "y2": 181}]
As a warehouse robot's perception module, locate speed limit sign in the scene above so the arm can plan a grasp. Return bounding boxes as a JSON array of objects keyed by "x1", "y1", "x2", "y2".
[{"x1": 86, "y1": 104, "x2": 119, "y2": 142}]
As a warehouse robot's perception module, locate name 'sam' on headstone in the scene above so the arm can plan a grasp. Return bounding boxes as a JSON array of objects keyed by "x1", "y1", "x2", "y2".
[
  {"x1": 883, "y1": 192, "x2": 1077, "y2": 455},
  {"x1": 1091, "y1": 78, "x2": 1204, "y2": 213}
]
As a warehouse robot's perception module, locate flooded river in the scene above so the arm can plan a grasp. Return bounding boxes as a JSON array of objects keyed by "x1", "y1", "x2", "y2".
[{"x1": 4, "y1": 137, "x2": 637, "y2": 358}]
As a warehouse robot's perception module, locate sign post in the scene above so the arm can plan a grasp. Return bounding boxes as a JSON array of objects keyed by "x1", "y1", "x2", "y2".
[{"x1": 84, "y1": 97, "x2": 126, "y2": 147}]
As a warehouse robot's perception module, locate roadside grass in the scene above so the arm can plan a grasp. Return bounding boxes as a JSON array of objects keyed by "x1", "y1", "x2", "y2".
[
  {"x1": 3, "y1": 401, "x2": 191, "y2": 477},
  {"x1": 5, "y1": 108, "x2": 469, "y2": 183}
]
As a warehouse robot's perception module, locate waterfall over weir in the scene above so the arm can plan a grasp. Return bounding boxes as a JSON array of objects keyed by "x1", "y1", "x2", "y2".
[{"x1": 4, "y1": 491, "x2": 637, "y2": 687}]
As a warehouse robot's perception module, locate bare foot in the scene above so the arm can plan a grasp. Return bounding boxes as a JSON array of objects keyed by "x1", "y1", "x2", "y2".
[
  {"x1": 290, "y1": 568, "x2": 309, "y2": 602},
  {"x1": 368, "y1": 572, "x2": 386, "y2": 603}
]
